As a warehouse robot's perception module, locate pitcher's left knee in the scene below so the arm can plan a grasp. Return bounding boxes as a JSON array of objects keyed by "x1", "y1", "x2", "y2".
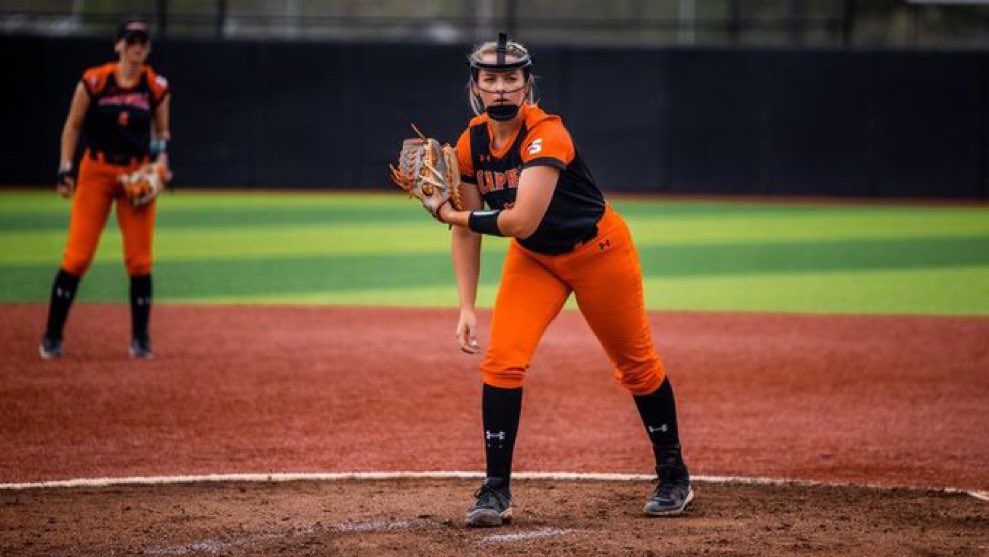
[
  {"x1": 614, "y1": 359, "x2": 666, "y2": 395},
  {"x1": 125, "y1": 254, "x2": 152, "y2": 276}
]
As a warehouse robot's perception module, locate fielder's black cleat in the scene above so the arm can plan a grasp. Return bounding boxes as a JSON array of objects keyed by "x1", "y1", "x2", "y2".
[
  {"x1": 644, "y1": 451, "x2": 694, "y2": 516},
  {"x1": 39, "y1": 337, "x2": 63, "y2": 359},
  {"x1": 466, "y1": 477, "x2": 512, "y2": 527},
  {"x1": 129, "y1": 338, "x2": 154, "y2": 360}
]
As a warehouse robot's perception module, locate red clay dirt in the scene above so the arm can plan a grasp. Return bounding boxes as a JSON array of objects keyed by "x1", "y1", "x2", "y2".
[
  {"x1": 3, "y1": 480, "x2": 987, "y2": 556},
  {"x1": 1, "y1": 304, "x2": 987, "y2": 555},
  {"x1": 2, "y1": 303, "x2": 986, "y2": 489}
]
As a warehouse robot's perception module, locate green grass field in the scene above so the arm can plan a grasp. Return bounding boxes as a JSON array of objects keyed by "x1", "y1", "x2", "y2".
[{"x1": 1, "y1": 190, "x2": 987, "y2": 314}]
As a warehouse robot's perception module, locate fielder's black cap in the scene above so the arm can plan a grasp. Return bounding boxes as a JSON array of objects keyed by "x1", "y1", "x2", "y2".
[{"x1": 115, "y1": 18, "x2": 150, "y2": 42}]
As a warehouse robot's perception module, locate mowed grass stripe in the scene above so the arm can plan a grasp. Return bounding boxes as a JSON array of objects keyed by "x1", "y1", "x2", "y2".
[
  {"x1": 0, "y1": 191, "x2": 401, "y2": 211},
  {"x1": 0, "y1": 252, "x2": 509, "y2": 302},
  {"x1": 1, "y1": 191, "x2": 986, "y2": 314},
  {"x1": 5, "y1": 191, "x2": 987, "y2": 236},
  {"x1": 6, "y1": 224, "x2": 988, "y2": 265},
  {"x1": 635, "y1": 236, "x2": 989, "y2": 276},
  {"x1": 163, "y1": 266, "x2": 989, "y2": 316},
  {"x1": 2, "y1": 206, "x2": 987, "y2": 265},
  {"x1": 2, "y1": 236, "x2": 986, "y2": 309},
  {"x1": 0, "y1": 191, "x2": 852, "y2": 230},
  {"x1": 0, "y1": 224, "x2": 461, "y2": 263},
  {"x1": 624, "y1": 209, "x2": 989, "y2": 244},
  {"x1": 0, "y1": 203, "x2": 426, "y2": 231},
  {"x1": 641, "y1": 266, "x2": 989, "y2": 315}
]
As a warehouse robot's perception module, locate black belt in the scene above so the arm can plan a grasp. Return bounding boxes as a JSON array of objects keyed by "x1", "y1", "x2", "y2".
[{"x1": 87, "y1": 149, "x2": 147, "y2": 166}]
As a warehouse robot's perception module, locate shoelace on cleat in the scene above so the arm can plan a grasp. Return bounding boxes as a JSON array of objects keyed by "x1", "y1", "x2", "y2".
[
  {"x1": 474, "y1": 484, "x2": 508, "y2": 509},
  {"x1": 653, "y1": 465, "x2": 688, "y2": 501},
  {"x1": 652, "y1": 480, "x2": 677, "y2": 501}
]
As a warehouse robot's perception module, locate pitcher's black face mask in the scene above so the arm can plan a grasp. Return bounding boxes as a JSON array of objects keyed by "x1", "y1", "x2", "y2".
[{"x1": 475, "y1": 81, "x2": 527, "y2": 121}]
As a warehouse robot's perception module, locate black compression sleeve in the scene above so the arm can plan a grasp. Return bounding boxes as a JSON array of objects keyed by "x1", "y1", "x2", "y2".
[
  {"x1": 482, "y1": 384, "x2": 523, "y2": 484},
  {"x1": 468, "y1": 210, "x2": 504, "y2": 236}
]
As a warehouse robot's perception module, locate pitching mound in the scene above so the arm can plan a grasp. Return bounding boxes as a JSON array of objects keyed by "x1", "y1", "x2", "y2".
[{"x1": 3, "y1": 479, "x2": 986, "y2": 556}]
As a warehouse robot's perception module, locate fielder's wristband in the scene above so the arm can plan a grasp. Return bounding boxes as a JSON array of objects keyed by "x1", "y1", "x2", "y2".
[
  {"x1": 57, "y1": 168, "x2": 73, "y2": 186},
  {"x1": 467, "y1": 209, "x2": 504, "y2": 236},
  {"x1": 150, "y1": 138, "x2": 168, "y2": 161}
]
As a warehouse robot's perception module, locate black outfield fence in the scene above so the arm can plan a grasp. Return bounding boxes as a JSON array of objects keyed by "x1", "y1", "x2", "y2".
[{"x1": 1, "y1": 35, "x2": 986, "y2": 198}]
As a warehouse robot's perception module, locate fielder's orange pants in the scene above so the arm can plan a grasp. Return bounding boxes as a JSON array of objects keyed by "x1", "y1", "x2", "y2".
[
  {"x1": 481, "y1": 205, "x2": 666, "y2": 395},
  {"x1": 61, "y1": 151, "x2": 155, "y2": 277}
]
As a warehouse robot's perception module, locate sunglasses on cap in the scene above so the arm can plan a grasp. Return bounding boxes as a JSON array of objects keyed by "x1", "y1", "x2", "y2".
[
  {"x1": 116, "y1": 19, "x2": 150, "y2": 44},
  {"x1": 122, "y1": 31, "x2": 150, "y2": 45}
]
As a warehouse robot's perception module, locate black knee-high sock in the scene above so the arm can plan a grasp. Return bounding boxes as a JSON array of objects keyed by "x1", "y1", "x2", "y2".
[
  {"x1": 129, "y1": 274, "x2": 152, "y2": 341},
  {"x1": 633, "y1": 377, "x2": 684, "y2": 466},
  {"x1": 482, "y1": 384, "x2": 523, "y2": 485},
  {"x1": 44, "y1": 269, "x2": 80, "y2": 340}
]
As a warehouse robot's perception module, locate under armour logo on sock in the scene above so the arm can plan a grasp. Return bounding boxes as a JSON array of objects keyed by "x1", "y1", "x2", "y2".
[
  {"x1": 648, "y1": 424, "x2": 669, "y2": 434},
  {"x1": 485, "y1": 430, "x2": 506, "y2": 441}
]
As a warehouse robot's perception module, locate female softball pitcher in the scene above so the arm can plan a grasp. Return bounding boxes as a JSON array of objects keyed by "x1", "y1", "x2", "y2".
[
  {"x1": 39, "y1": 18, "x2": 171, "y2": 360},
  {"x1": 415, "y1": 34, "x2": 694, "y2": 526}
]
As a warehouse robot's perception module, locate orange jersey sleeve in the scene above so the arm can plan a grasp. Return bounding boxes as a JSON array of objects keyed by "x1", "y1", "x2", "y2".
[
  {"x1": 81, "y1": 63, "x2": 114, "y2": 97},
  {"x1": 520, "y1": 117, "x2": 575, "y2": 170},
  {"x1": 455, "y1": 128, "x2": 475, "y2": 181},
  {"x1": 143, "y1": 66, "x2": 170, "y2": 106}
]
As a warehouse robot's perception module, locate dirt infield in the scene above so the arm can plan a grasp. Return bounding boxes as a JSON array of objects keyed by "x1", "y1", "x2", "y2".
[
  {"x1": 2, "y1": 479, "x2": 987, "y2": 556},
  {"x1": 3, "y1": 304, "x2": 986, "y2": 488},
  {"x1": 1, "y1": 303, "x2": 987, "y2": 554}
]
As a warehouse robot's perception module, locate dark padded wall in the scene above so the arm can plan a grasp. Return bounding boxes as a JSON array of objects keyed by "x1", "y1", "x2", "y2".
[
  {"x1": 870, "y1": 51, "x2": 985, "y2": 198},
  {"x1": 1, "y1": 35, "x2": 986, "y2": 198},
  {"x1": 762, "y1": 51, "x2": 873, "y2": 196},
  {"x1": 666, "y1": 50, "x2": 770, "y2": 194}
]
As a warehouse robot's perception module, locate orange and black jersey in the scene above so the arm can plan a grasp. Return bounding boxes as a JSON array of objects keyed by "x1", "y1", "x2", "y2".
[
  {"x1": 456, "y1": 103, "x2": 605, "y2": 255},
  {"x1": 80, "y1": 63, "x2": 169, "y2": 163}
]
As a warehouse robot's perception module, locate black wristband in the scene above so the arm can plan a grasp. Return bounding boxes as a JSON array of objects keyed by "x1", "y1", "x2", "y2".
[
  {"x1": 57, "y1": 168, "x2": 73, "y2": 186},
  {"x1": 468, "y1": 210, "x2": 504, "y2": 236}
]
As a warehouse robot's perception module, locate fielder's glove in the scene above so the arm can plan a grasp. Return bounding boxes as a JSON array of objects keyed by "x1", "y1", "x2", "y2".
[
  {"x1": 389, "y1": 125, "x2": 463, "y2": 219},
  {"x1": 118, "y1": 162, "x2": 168, "y2": 206}
]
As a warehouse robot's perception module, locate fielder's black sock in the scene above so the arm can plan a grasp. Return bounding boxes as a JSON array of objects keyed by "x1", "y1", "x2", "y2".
[
  {"x1": 482, "y1": 383, "x2": 523, "y2": 486},
  {"x1": 129, "y1": 274, "x2": 152, "y2": 341},
  {"x1": 44, "y1": 269, "x2": 80, "y2": 340},
  {"x1": 633, "y1": 376, "x2": 684, "y2": 467}
]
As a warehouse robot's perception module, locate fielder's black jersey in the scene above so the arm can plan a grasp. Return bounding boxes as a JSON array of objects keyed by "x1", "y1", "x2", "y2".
[
  {"x1": 456, "y1": 103, "x2": 605, "y2": 255},
  {"x1": 80, "y1": 63, "x2": 170, "y2": 162}
]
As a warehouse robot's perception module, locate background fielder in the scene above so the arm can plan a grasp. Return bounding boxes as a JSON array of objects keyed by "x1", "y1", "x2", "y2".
[{"x1": 40, "y1": 18, "x2": 171, "y2": 360}]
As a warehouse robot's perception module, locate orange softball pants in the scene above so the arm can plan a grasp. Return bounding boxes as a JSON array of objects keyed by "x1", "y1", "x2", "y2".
[
  {"x1": 61, "y1": 151, "x2": 156, "y2": 277},
  {"x1": 480, "y1": 205, "x2": 666, "y2": 395}
]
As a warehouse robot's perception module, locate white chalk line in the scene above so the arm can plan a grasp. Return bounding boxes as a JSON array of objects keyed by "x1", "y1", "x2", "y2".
[
  {"x1": 483, "y1": 528, "x2": 574, "y2": 543},
  {"x1": 0, "y1": 471, "x2": 985, "y2": 503},
  {"x1": 146, "y1": 518, "x2": 575, "y2": 554}
]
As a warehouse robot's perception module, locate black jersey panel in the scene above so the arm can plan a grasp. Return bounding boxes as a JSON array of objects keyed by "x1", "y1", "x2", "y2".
[
  {"x1": 466, "y1": 115, "x2": 605, "y2": 255},
  {"x1": 82, "y1": 70, "x2": 156, "y2": 161}
]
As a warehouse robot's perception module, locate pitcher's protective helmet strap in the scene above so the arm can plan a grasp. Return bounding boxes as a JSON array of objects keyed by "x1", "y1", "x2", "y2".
[{"x1": 469, "y1": 32, "x2": 532, "y2": 81}]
